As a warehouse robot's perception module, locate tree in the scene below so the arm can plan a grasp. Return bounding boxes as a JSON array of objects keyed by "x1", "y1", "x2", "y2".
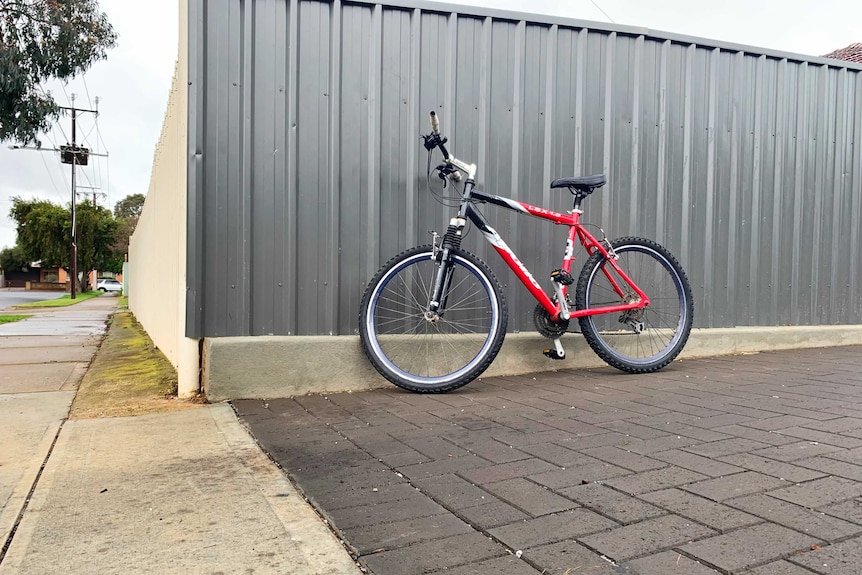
[
  {"x1": 10, "y1": 197, "x2": 68, "y2": 267},
  {"x1": 110, "y1": 193, "x2": 144, "y2": 259},
  {"x1": 9, "y1": 196, "x2": 119, "y2": 290},
  {"x1": 76, "y1": 199, "x2": 119, "y2": 288},
  {"x1": 0, "y1": 243, "x2": 30, "y2": 273},
  {"x1": 113, "y1": 193, "x2": 145, "y2": 220},
  {"x1": 0, "y1": 0, "x2": 117, "y2": 144},
  {"x1": 109, "y1": 215, "x2": 135, "y2": 262}
]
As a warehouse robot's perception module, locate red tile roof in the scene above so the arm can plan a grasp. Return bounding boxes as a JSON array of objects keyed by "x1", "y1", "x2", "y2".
[{"x1": 823, "y1": 43, "x2": 862, "y2": 63}]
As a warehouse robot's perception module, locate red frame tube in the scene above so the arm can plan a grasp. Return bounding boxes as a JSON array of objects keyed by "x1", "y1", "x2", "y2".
[{"x1": 486, "y1": 198, "x2": 650, "y2": 320}]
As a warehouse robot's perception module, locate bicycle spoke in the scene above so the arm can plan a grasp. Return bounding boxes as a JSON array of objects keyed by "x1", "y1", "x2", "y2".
[
  {"x1": 364, "y1": 248, "x2": 504, "y2": 386},
  {"x1": 578, "y1": 239, "x2": 692, "y2": 372}
]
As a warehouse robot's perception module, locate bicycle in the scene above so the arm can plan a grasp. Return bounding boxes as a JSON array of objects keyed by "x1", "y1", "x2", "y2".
[{"x1": 359, "y1": 111, "x2": 694, "y2": 393}]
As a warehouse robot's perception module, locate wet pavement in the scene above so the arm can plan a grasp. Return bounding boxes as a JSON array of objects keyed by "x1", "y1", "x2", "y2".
[
  {"x1": 0, "y1": 295, "x2": 360, "y2": 575},
  {"x1": 0, "y1": 289, "x2": 65, "y2": 309},
  {"x1": 237, "y1": 345, "x2": 862, "y2": 575}
]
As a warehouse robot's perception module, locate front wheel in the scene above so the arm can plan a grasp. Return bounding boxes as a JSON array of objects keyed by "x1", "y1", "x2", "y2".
[
  {"x1": 359, "y1": 245, "x2": 507, "y2": 393},
  {"x1": 575, "y1": 237, "x2": 694, "y2": 373}
]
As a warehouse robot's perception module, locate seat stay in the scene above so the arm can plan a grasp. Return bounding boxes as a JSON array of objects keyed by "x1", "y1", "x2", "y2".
[{"x1": 572, "y1": 226, "x2": 651, "y2": 315}]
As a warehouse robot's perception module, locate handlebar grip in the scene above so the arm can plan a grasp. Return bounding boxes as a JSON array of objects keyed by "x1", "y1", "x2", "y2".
[{"x1": 430, "y1": 111, "x2": 440, "y2": 135}]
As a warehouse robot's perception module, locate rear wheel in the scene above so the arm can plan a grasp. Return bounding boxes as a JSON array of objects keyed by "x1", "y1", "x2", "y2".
[
  {"x1": 359, "y1": 245, "x2": 507, "y2": 393},
  {"x1": 575, "y1": 237, "x2": 693, "y2": 373}
]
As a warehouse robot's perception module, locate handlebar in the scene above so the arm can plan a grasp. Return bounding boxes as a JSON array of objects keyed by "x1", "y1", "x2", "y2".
[
  {"x1": 423, "y1": 110, "x2": 476, "y2": 181},
  {"x1": 425, "y1": 110, "x2": 449, "y2": 159}
]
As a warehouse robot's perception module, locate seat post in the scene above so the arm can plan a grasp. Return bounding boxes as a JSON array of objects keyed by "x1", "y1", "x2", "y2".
[{"x1": 571, "y1": 190, "x2": 585, "y2": 212}]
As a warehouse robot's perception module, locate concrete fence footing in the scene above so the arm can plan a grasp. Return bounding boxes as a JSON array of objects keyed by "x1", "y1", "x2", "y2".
[{"x1": 202, "y1": 325, "x2": 862, "y2": 401}]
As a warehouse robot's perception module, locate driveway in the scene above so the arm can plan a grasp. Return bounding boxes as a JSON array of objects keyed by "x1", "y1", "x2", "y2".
[{"x1": 237, "y1": 345, "x2": 862, "y2": 575}]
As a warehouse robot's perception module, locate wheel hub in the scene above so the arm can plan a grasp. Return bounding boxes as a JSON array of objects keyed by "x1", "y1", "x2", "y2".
[{"x1": 619, "y1": 293, "x2": 645, "y2": 333}]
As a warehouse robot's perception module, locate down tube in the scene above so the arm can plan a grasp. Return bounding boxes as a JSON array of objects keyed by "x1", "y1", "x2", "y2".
[{"x1": 465, "y1": 204, "x2": 557, "y2": 314}]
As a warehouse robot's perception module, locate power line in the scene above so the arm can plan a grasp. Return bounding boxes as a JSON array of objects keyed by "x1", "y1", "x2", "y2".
[
  {"x1": 91, "y1": 153, "x2": 102, "y2": 194},
  {"x1": 39, "y1": 151, "x2": 66, "y2": 203},
  {"x1": 35, "y1": 83, "x2": 71, "y2": 144},
  {"x1": 78, "y1": 116, "x2": 108, "y2": 204},
  {"x1": 105, "y1": 154, "x2": 111, "y2": 207},
  {"x1": 93, "y1": 110, "x2": 110, "y2": 204},
  {"x1": 590, "y1": 0, "x2": 615, "y2": 23},
  {"x1": 79, "y1": 118, "x2": 99, "y2": 148},
  {"x1": 94, "y1": 116, "x2": 109, "y2": 153},
  {"x1": 79, "y1": 166, "x2": 95, "y2": 188},
  {"x1": 41, "y1": 131, "x2": 71, "y2": 195},
  {"x1": 61, "y1": 84, "x2": 72, "y2": 108},
  {"x1": 82, "y1": 75, "x2": 94, "y2": 110}
]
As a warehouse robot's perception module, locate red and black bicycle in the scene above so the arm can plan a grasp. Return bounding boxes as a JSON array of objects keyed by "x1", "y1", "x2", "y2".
[{"x1": 359, "y1": 112, "x2": 694, "y2": 393}]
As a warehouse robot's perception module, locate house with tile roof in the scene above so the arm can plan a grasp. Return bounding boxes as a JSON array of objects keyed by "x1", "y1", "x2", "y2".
[{"x1": 823, "y1": 42, "x2": 862, "y2": 63}]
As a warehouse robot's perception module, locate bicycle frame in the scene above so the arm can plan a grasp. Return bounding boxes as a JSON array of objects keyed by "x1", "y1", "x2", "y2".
[{"x1": 444, "y1": 181, "x2": 651, "y2": 324}]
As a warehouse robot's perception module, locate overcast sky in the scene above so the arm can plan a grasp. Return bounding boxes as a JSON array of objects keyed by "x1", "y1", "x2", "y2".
[{"x1": 0, "y1": 0, "x2": 859, "y2": 250}]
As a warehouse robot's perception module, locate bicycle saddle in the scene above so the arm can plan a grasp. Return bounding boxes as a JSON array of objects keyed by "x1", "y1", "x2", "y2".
[{"x1": 550, "y1": 174, "x2": 607, "y2": 194}]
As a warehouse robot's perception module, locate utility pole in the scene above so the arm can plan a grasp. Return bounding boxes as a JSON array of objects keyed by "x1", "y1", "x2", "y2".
[
  {"x1": 7, "y1": 96, "x2": 107, "y2": 298},
  {"x1": 70, "y1": 104, "x2": 77, "y2": 298},
  {"x1": 59, "y1": 98, "x2": 99, "y2": 299},
  {"x1": 76, "y1": 186, "x2": 105, "y2": 207}
]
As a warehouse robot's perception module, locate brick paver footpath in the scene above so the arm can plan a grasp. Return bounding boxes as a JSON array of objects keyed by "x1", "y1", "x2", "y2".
[{"x1": 236, "y1": 345, "x2": 862, "y2": 575}]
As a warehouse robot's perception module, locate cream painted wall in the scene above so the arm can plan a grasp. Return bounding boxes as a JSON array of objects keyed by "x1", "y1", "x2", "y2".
[{"x1": 128, "y1": 0, "x2": 199, "y2": 396}]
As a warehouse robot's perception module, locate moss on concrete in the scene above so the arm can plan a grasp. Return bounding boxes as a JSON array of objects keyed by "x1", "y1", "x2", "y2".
[{"x1": 70, "y1": 311, "x2": 204, "y2": 419}]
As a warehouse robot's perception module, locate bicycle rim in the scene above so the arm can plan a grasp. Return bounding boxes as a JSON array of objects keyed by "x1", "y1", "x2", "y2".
[
  {"x1": 580, "y1": 242, "x2": 691, "y2": 370},
  {"x1": 364, "y1": 251, "x2": 503, "y2": 388}
]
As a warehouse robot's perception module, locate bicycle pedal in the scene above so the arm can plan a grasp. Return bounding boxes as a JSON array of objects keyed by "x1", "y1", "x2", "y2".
[
  {"x1": 550, "y1": 269, "x2": 574, "y2": 286},
  {"x1": 542, "y1": 348, "x2": 566, "y2": 360}
]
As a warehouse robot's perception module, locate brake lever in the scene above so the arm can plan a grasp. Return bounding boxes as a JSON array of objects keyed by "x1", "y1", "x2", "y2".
[
  {"x1": 436, "y1": 164, "x2": 449, "y2": 188},
  {"x1": 421, "y1": 133, "x2": 447, "y2": 151}
]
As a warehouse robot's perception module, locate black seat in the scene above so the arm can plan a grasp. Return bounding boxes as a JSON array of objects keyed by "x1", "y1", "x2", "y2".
[{"x1": 550, "y1": 174, "x2": 607, "y2": 194}]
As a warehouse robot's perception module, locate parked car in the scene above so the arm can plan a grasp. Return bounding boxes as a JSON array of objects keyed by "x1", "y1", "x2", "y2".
[{"x1": 96, "y1": 279, "x2": 122, "y2": 293}]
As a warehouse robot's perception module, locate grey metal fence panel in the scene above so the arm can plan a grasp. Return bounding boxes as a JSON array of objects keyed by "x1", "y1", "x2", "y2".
[{"x1": 187, "y1": 0, "x2": 862, "y2": 338}]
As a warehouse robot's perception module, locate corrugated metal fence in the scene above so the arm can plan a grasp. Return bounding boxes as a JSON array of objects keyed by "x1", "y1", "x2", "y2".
[{"x1": 187, "y1": 0, "x2": 862, "y2": 338}]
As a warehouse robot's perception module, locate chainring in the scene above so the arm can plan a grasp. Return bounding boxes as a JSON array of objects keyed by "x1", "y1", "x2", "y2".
[{"x1": 533, "y1": 303, "x2": 570, "y2": 339}]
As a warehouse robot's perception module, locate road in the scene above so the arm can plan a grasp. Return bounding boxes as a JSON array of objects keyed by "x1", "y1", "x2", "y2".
[{"x1": 0, "y1": 289, "x2": 67, "y2": 310}]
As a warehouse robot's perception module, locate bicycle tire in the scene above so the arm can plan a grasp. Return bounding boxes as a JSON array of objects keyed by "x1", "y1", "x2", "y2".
[
  {"x1": 575, "y1": 237, "x2": 693, "y2": 373},
  {"x1": 359, "y1": 245, "x2": 508, "y2": 393}
]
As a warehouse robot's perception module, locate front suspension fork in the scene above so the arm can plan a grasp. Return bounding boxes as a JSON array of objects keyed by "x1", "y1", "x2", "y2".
[
  {"x1": 428, "y1": 258, "x2": 455, "y2": 315},
  {"x1": 428, "y1": 218, "x2": 465, "y2": 316}
]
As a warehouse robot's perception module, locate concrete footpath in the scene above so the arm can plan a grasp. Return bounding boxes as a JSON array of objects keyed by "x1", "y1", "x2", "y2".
[{"x1": 0, "y1": 296, "x2": 360, "y2": 575}]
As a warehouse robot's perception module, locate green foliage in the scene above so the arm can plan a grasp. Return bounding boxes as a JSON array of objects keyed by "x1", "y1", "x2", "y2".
[
  {"x1": 0, "y1": 243, "x2": 30, "y2": 272},
  {"x1": 111, "y1": 210, "x2": 133, "y2": 254},
  {"x1": 9, "y1": 196, "x2": 121, "y2": 288},
  {"x1": 77, "y1": 199, "x2": 120, "y2": 281},
  {"x1": 10, "y1": 197, "x2": 68, "y2": 267},
  {"x1": 113, "y1": 193, "x2": 145, "y2": 220},
  {"x1": 110, "y1": 193, "x2": 145, "y2": 261},
  {"x1": 0, "y1": 0, "x2": 117, "y2": 144}
]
